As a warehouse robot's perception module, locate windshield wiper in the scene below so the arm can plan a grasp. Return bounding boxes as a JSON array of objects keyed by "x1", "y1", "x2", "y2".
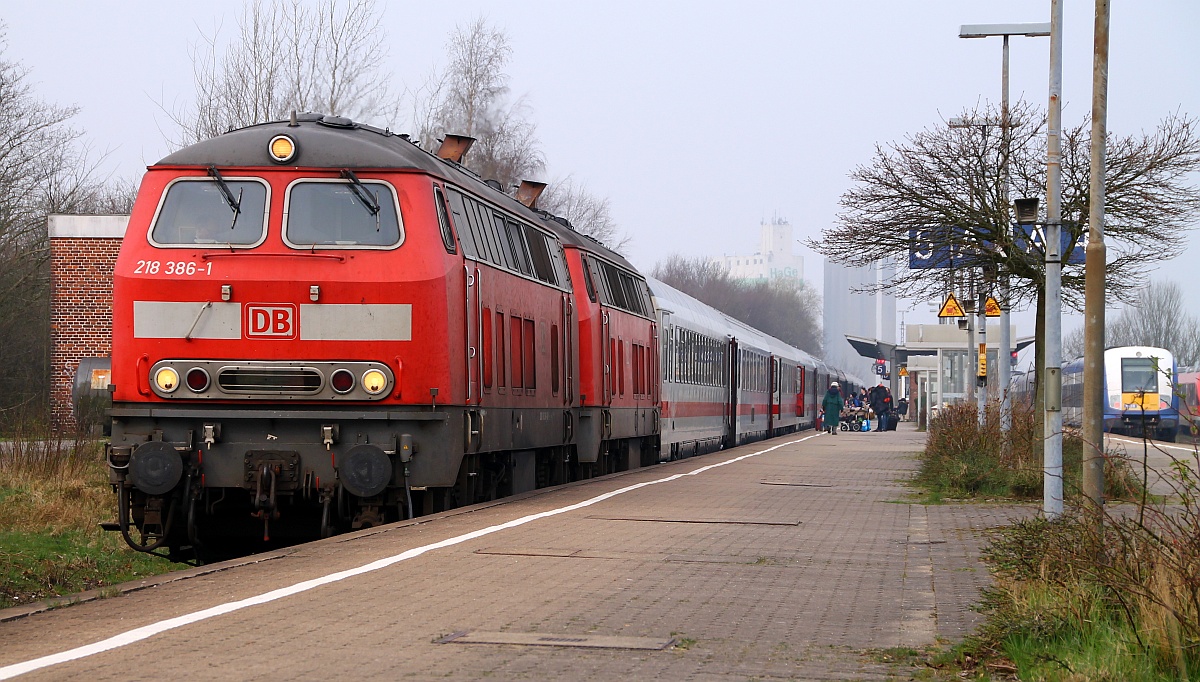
[
  {"x1": 340, "y1": 169, "x2": 381, "y2": 218},
  {"x1": 207, "y1": 165, "x2": 243, "y2": 229}
]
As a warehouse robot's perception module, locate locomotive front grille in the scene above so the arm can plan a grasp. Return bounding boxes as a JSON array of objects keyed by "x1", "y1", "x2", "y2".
[
  {"x1": 147, "y1": 359, "x2": 394, "y2": 400},
  {"x1": 218, "y1": 367, "x2": 323, "y2": 394}
]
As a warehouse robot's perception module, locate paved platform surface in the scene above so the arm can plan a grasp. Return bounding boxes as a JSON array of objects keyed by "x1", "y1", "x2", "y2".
[{"x1": 0, "y1": 423, "x2": 1031, "y2": 680}]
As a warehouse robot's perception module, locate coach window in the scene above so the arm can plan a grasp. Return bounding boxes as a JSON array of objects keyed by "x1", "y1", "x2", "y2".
[
  {"x1": 284, "y1": 179, "x2": 402, "y2": 248},
  {"x1": 434, "y1": 187, "x2": 457, "y2": 253},
  {"x1": 580, "y1": 256, "x2": 598, "y2": 302},
  {"x1": 151, "y1": 177, "x2": 268, "y2": 247}
]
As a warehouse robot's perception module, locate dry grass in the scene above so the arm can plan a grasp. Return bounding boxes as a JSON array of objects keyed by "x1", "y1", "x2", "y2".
[{"x1": 0, "y1": 430, "x2": 112, "y2": 534}]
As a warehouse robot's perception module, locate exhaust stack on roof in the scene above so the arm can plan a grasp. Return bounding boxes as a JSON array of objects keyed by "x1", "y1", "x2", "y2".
[
  {"x1": 516, "y1": 181, "x2": 548, "y2": 208},
  {"x1": 436, "y1": 134, "x2": 475, "y2": 163}
]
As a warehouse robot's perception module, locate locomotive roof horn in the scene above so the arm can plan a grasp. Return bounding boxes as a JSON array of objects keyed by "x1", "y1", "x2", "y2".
[
  {"x1": 436, "y1": 134, "x2": 476, "y2": 163},
  {"x1": 516, "y1": 180, "x2": 547, "y2": 208}
]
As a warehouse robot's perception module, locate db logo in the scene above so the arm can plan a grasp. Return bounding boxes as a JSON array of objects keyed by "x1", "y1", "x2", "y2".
[{"x1": 246, "y1": 304, "x2": 297, "y2": 338}]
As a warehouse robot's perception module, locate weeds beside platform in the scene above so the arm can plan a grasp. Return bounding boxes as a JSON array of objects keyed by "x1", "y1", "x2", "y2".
[
  {"x1": 916, "y1": 403, "x2": 1200, "y2": 680},
  {"x1": 0, "y1": 426, "x2": 177, "y2": 609}
]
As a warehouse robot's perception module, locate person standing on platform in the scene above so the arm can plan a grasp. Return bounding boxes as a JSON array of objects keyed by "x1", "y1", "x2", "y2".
[
  {"x1": 897, "y1": 397, "x2": 909, "y2": 422},
  {"x1": 822, "y1": 382, "x2": 843, "y2": 435},
  {"x1": 869, "y1": 384, "x2": 888, "y2": 432}
]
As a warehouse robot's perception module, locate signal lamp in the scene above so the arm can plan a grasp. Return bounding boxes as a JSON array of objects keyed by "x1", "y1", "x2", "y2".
[
  {"x1": 268, "y1": 135, "x2": 297, "y2": 163},
  {"x1": 362, "y1": 369, "x2": 387, "y2": 395},
  {"x1": 186, "y1": 367, "x2": 210, "y2": 392},
  {"x1": 155, "y1": 367, "x2": 180, "y2": 393},
  {"x1": 331, "y1": 369, "x2": 355, "y2": 394}
]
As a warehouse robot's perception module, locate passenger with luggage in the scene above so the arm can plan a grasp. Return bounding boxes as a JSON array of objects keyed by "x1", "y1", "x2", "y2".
[{"x1": 822, "y1": 382, "x2": 843, "y2": 435}]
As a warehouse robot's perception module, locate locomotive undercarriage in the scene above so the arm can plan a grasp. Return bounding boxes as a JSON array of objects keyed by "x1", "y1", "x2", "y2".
[{"x1": 106, "y1": 402, "x2": 660, "y2": 561}]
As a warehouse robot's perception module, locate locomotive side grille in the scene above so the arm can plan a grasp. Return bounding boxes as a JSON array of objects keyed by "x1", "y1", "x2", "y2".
[{"x1": 218, "y1": 367, "x2": 323, "y2": 394}]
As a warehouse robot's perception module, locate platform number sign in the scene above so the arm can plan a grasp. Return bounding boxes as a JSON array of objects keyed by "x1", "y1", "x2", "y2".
[{"x1": 874, "y1": 359, "x2": 887, "y2": 376}]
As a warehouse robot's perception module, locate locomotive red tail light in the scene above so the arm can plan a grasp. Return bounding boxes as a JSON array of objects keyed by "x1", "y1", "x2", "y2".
[
  {"x1": 186, "y1": 368, "x2": 210, "y2": 392},
  {"x1": 330, "y1": 368, "x2": 355, "y2": 394}
]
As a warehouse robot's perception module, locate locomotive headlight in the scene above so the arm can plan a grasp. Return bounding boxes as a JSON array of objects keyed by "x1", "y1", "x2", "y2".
[
  {"x1": 362, "y1": 369, "x2": 387, "y2": 395},
  {"x1": 268, "y1": 135, "x2": 296, "y2": 163},
  {"x1": 155, "y1": 367, "x2": 180, "y2": 393}
]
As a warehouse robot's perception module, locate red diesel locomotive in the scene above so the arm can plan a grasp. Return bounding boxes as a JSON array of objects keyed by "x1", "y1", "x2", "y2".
[{"x1": 104, "y1": 113, "x2": 856, "y2": 558}]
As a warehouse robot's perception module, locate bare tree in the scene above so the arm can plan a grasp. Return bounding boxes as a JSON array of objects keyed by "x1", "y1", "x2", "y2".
[
  {"x1": 652, "y1": 255, "x2": 822, "y2": 355},
  {"x1": 812, "y1": 101, "x2": 1200, "y2": 402},
  {"x1": 1105, "y1": 282, "x2": 1200, "y2": 367},
  {"x1": 538, "y1": 176, "x2": 631, "y2": 254},
  {"x1": 165, "y1": 0, "x2": 394, "y2": 146},
  {"x1": 0, "y1": 25, "x2": 133, "y2": 425},
  {"x1": 412, "y1": 17, "x2": 544, "y2": 189}
]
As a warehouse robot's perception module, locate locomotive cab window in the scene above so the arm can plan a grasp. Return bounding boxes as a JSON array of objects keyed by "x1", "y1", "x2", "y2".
[
  {"x1": 284, "y1": 179, "x2": 402, "y2": 248},
  {"x1": 150, "y1": 177, "x2": 269, "y2": 247}
]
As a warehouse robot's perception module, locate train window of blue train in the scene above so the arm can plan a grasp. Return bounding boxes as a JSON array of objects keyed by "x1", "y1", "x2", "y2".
[
  {"x1": 1122, "y1": 358, "x2": 1159, "y2": 393},
  {"x1": 151, "y1": 178, "x2": 268, "y2": 247},
  {"x1": 284, "y1": 181, "x2": 401, "y2": 247}
]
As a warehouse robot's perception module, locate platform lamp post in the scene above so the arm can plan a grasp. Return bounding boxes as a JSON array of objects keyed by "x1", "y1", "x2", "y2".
[
  {"x1": 1015, "y1": 195, "x2": 1064, "y2": 520},
  {"x1": 959, "y1": 22, "x2": 1051, "y2": 435}
]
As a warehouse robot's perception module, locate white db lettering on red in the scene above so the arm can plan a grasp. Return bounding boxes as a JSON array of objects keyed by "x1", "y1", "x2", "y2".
[{"x1": 246, "y1": 305, "x2": 296, "y2": 338}]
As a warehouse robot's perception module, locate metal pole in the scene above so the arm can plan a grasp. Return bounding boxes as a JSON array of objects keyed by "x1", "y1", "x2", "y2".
[
  {"x1": 999, "y1": 35, "x2": 1013, "y2": 433},
  {"x1": 1082, "y1": 0, "x2": 1110, "y2": 508},
  {"x1": 966, "y1": 281, "x2": 976, "y2": 410},
  {"x1": 1044, "y1": 0, "x2": 1065, "y2": 519},
  {"x1": 978, "y1": 291, "x2": 987, "y2": 424}
]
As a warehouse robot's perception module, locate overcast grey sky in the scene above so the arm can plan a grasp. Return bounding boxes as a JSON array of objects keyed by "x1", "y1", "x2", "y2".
[{"x1": 6, "y1": 0, "x2": 1198, "y2": 350}]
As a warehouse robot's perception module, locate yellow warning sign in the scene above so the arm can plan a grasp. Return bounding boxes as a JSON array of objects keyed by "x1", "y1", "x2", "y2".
[
  {"x1": 937, "y1": 294, "x2": 965, "y2": 318},
  {"x1": 985, "y1": 296, "x2": 1002, "y2": 317},
  {"x1": 898, "y1": 366, "x2": 909, "y2": 377}
]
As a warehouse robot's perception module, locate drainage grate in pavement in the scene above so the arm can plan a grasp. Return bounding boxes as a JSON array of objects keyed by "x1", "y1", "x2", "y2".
[
  {"x1": 587, "y1": 514, "x2": 801, "y2": 526},
  {"x1": 759, "y1": 479, "x2": 834, "y2": 487},
  {"x1": 474, "y1": 547, "x2": 581, "y2": 557},
  {"x1": 437, "y1": 630, "x2": 676, "y2": 650}
]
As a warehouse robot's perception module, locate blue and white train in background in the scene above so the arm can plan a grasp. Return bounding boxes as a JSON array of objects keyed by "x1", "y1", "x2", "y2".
[{"x1": 1061, "y1": 345, "x2": 1181, "y2": 441}]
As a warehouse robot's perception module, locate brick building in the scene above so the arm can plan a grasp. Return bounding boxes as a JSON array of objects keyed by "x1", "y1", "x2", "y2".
[{"x1": 49, "y1": 214, "x2": 128, "y2": 430}]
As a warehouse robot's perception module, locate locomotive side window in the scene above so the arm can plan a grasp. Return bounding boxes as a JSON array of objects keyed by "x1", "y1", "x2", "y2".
[
  {"x1": 444, "y1": 189, "x2": 478, "y2": 257},
  {"x1": 496, "y1": 311, "x2": 507, "y2": 389},
  {"x1": 551, "y1": 324, "x2": 560, "y2": 394},
  {"x1": 510, "y1": 318, "x2": 523, "y2": 389},
  {"x1": 150, "y1": 178, "x2": 268, "y2": 247},
  {"x1": 523, "y1": 318, "x2": 536, "y2": 390},
  {"x1": 284, "y1": 180, "x2": 402, "y2": 248},
  {"x1": 498, "y1": 216, "x2": 533, "y2": 276},
  {"x1": 523, "y1": 226, "x2": 559, "y2": 285},
  {"x1": 434, "y1": 187, "x2": 457, "y2": 253},
  {"x1": 482, "y1": 306, "x2": 494, "y2": 389}
]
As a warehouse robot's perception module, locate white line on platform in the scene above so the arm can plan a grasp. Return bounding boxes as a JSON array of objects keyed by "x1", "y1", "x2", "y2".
[
  {"x1": 1107, "y1": 435, "x2": 1199, "y2": 454},
  {"x1": 0, "y1": 434, "x2": 819, "y2": 679}
]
